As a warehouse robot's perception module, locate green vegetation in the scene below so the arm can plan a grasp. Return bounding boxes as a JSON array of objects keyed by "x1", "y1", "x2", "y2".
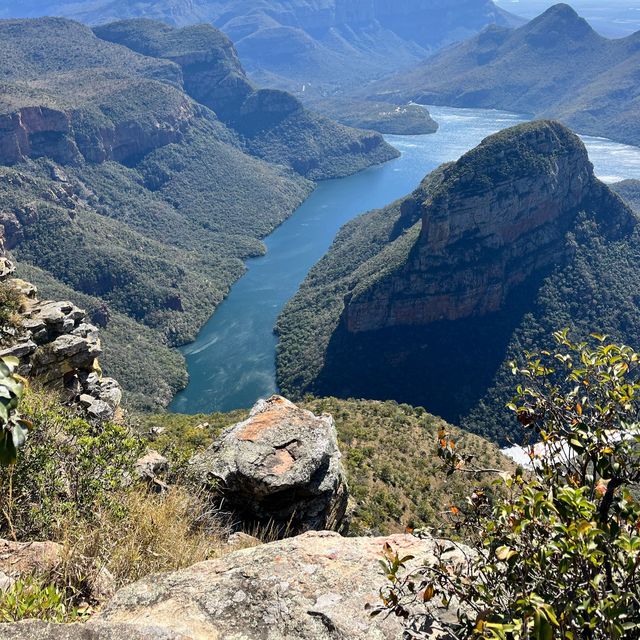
[
  {"x1": 277, "y1": 123, "x2": 640, "y2": 444},
  {"x1": 0, "y1": 356, "x2": 29, "y2": 467},
  {"x1": 0, "y1": 385, "x2": 234, "y2": 614},
  {"x1": 0, "y1": 17, "x2": 399, "y2": 408},
  {"x1": 373, "y1": 4, "x2": 640, "y2": 147},
  {"x1": 613, "y1": 179, "x2": 640, "y2": 213},
  {"x1": 139, "y1": 397, "x2": 512, "y2": 535},
  {"x1": 376, "y1": 334, "x2": 640, "y2": 638},
  {"x1": 0, "y1": 577, "x2": 84, "y2": 623},
  {"x1": 309, "y1": 98, "x2": 438, "y2": 135}
]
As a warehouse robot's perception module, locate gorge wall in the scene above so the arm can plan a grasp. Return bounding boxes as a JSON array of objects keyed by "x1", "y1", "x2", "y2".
[
  {"x1": 276, "y1": 120, "x2": 638, "y2": 441},
  {"x1": 344, "y1": 121, "x2": 630, "y2": 332}
]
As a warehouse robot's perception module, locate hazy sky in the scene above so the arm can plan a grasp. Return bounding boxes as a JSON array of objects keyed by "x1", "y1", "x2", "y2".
[{"x1": 494, "y1": 0, "x2": 640, "y2": 36}]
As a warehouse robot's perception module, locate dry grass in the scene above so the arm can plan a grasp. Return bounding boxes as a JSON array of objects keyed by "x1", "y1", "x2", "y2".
[{"x1": 62, "y1": 486, "x2": 232, "y2": 592}]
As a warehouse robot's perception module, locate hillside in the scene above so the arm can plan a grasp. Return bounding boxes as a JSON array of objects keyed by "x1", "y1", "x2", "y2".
[
  {"x1": 371, "y1": 3, "x2": 640, "y2": 147},
  {"x1": 276, "y1": 120, "x2": 640, "y2": 443},
  {"x1": 2, "y1": 0, "x2": 523, "y2": 95},
  {"x1": 613, "y1": 179, "x2": 640, "y2": 213},
  {"x1": 0, "y1": 17, "x2": 396, "y2": 409}
]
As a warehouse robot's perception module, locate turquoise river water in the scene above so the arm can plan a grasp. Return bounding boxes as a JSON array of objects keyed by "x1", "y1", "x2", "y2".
[{"x1": 170, "y1": 106, "x2": 640, "y2": 414}]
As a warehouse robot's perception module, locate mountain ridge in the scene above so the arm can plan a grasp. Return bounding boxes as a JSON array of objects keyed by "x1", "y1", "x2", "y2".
[
  {"x1": 0, "y1": 1, "x2": 524, "y2": 95},
  {"x1": 369, "y1": 3, "x2": 640, "y2": 147}
]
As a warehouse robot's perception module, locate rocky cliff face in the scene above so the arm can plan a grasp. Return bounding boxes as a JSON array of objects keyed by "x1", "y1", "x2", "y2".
[
  {"x1": 92, "y1": 19, "x2": 399, "y2": 179},
  {"x1": 275, "y1": 120, "x2": 639, "y2": 434},
  {"x1": 0, "y1": 100, "x2": 194, "y2": 166},
  {"x1": 0, "y1": 255, "x2": 122, "y2": 422},
  {"x1": 344, "y1": 121, "x2": 633, "y2": 333}
]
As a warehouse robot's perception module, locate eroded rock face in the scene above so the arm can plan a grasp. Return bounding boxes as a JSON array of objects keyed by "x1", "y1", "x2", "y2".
[
  {"x1": 344, "y1": 121, "x2": 635, "y2": 333},
  {"x1": 0, "y1": 259, "x2": 122, "y2": 422},
  {"x1": 93, "y1": 531, "x2": 464, "y2": 639},
  {"x1": 0, "y1": 101, "x2": 194, "y2": 167},
  {"x1": 190, "y1": 396, "x2": 350, "y2": 535}
]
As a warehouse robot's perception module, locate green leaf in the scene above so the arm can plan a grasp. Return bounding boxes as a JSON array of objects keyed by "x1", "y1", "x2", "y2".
[
  {"x1": 0, "y1": 430, "x2": 17, "y2": 466},
  {"x1": 11, "y1": 422, "x2": 29, "y2": 449}
]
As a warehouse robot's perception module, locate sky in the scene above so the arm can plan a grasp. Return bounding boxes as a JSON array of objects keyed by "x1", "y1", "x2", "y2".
[{"x1": 494, "y1": 0, "x2": 640, "y2": 36}]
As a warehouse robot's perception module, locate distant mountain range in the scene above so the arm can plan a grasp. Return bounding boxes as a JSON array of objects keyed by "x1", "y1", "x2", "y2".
[
  {"x1": 370, "y1": 4, "x2": 640, "y2": 146},
  {"x1": 276, "y1": 120, "x2": 640, "y2": 443},
  {"x1": 0, "y1": 16, "x2": 396, "y2": 408},
  {"x1": 0, "y1": 1, "x2": 523, "y2": 94}
]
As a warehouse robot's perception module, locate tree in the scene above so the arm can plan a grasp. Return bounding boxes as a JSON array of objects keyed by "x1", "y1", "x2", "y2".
[{"x1": 375, "y1": 332, "x2": 640, "y2": 639}]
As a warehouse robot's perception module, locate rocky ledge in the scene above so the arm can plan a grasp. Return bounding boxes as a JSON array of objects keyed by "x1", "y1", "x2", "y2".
[
  {"x1": 191, "y1": 395, "x2": 350, "y2": 535},
  {"x1": 0, "y1": 531, "x2": 468, "y2": 639},
  {"x1": 0, "y1": 258, "x2": 122, "y2": 422}
]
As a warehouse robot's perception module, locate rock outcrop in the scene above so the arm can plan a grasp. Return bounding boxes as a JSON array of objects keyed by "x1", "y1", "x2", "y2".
[
  {"x1": 275, "y1": 119, "x2": 639, "y2": 433},
  {"x1": 344, "y1": 121, "x2": 634, "y2": 333},
  {"x1": 0, "y1": 531, "x2": 468, "y2": 639},
  {"x1": 0, "y1": 259, "x2": 122, "y2": 422},
  {"x1": 190, "y1": 396, "x2": 350, "y2": 535},
  {"x1": 92, "y1": 19, "x2": 399, "y2": 180}
]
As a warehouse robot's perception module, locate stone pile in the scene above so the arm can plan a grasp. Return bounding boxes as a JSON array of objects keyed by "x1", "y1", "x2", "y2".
[{"x1": 0, "y1": 261, "x2": 122, "y2": 422}]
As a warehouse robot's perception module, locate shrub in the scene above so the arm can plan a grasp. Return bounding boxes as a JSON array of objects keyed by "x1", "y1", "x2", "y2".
[
  {"x1": 376, "y1": 332, "x2": 640, "y2": 639},
  {"x1": 0, "y1": 355, "x2": 30, "y2": 467},
  {"x1": 0, "y1": 576, "x2": 85, "y2": 623},
  {"x1": 0, "y1": 386, "x2": 144, "y2": 540}
]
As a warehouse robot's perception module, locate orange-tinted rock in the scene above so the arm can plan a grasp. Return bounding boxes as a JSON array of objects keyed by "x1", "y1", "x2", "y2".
[{"x1": 190, "y1": 396, "x2": 350, "y2": 535}]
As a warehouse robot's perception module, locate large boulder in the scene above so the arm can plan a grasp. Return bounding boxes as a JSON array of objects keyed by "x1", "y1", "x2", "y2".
[
  {"x1": 99, "y1": 531, "x2": 462, "y2": 639},
  {"x1": 190, "y1": 396, "x2": 350, "y2": 535},
  {"x1": 0, "y1": 532, "x2": 468, "y2": 639}
]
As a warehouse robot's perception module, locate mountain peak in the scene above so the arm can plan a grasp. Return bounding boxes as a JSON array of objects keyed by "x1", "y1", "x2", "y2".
[{"x1": 527, "y1": 3, "x2": 597, "y2": 37}]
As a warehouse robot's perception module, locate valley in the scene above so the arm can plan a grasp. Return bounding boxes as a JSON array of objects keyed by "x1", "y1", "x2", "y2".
[
  {"x1": 0, "y1": 4, "x2": 639, "y2": 637},
  {"x1": 173, "y1": 105, "x2": 640, "y2": 418}
]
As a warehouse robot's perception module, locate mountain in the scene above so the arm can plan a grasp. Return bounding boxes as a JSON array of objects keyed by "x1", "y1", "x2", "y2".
[
  {"x1": 1, "y1": 1, "x2": 524, "y2": 95},
  {"x1": 0, "y1": 17, "x2": 396, "y2": 409},
  {"x1": 276, "y1": 120, "x2": 640, "y2": 443},
  {"x1": 371, "y1": 4, "x2": 640, "y2": 146}
]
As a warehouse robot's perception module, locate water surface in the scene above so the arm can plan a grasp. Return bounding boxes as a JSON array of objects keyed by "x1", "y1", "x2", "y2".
[{"x1": 171, "y1": 106, "x2": 640, "y2": 414}]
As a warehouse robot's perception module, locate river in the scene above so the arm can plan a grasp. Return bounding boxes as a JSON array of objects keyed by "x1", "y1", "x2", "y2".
[{"x1": 170, "y1": 106, "x2": 640, "y2": 414}]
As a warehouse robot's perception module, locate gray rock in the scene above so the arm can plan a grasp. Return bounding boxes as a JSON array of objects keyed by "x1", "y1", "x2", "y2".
[
  {"x1": 0, "y1": 621, "x2": 188, "y2": 640},
  {"x1": 0, "y1": 339, "x2": 37, "y2": 359},
  {"x1": 190, "y1": 395, "x2": 350, "y2": 535},
  {"x1": 94, "y1": 531, "x2": 465, "y2": 639},
  {"x1": 87, "y1": 399, "x2": 114, "y2": 421},
  {"x1": 135, "y1": 450, "x2": 170, "y2": 480}
]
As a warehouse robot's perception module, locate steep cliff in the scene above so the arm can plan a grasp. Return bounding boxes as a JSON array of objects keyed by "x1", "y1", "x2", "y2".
[
  {"x1": 276, "y1": 121, "x2": 640, "y2": 442},
  {"x1": 344, "y1": 121, "x2": 630, "y2": 332},
  {"x1": 93, "y1": 19, "x2": 399, "y2": 180}
]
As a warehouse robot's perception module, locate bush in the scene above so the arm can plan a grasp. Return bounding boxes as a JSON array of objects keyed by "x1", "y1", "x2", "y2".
[
  {"x1": 0, "y1": 576, "x2": 84, "y2": 623},
  {"x1": 376, "y1": 332, "x2": 640, "y2": 639},
  {"x1": 0, "y1": 386, "x2": 144, "y2": 540}
]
